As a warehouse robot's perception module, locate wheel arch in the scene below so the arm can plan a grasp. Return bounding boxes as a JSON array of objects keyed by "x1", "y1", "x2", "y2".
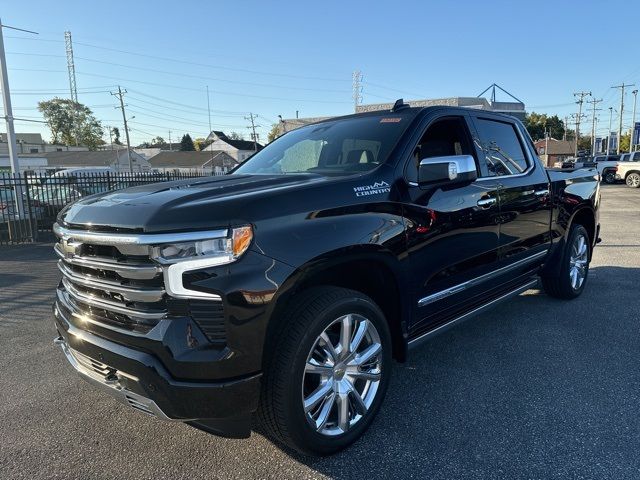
[
  {"x1": 542, "y1": 205, "x2": 596, "y2": 278},
  {"x1": 262, "y1": 247, "x2": 409, "y2": 365}
]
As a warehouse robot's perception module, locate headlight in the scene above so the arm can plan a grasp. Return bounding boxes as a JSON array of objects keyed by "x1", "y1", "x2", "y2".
[
  {"x1": 151, "y1": 226, "x2": 253, "y2": 264},
  {"x1": 154, "y1": 226, "x2": 253, "y2": 299}
]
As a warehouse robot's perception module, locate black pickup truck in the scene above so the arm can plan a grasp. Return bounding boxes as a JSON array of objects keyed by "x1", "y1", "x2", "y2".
[{"x1": 52, "y1": 103, "x2": 600, "y2": 455}]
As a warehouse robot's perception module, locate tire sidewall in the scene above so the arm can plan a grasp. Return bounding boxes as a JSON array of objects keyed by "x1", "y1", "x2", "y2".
[
  {"x1": 561, "y1": 225, "x2": 590, "y2": 298},
  {"x1": 284, "y1": 293, "x2": 392, "y2": 454},
  {"x1": 626, "y1": 173, "x2": 640, "y2": 188}
]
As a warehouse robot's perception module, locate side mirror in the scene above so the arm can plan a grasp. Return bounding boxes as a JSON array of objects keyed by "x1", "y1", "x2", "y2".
[{"x1": 418, "y1": 154, "x2": 477, "y2": 187}]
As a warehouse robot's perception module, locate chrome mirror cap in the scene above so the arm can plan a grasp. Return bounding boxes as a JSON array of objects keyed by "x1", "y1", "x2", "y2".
[{"x1": 418, "y1": 154, "x2": 477, "y2": 186}]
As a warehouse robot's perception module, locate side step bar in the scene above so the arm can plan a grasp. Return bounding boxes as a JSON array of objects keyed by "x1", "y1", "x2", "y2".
[{"x1": 408, "y1": 278, "x2": 539, "y2": 350}]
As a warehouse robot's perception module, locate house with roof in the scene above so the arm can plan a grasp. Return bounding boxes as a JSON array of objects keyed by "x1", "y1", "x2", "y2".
[
  {"x1": 533, "y1": 138, "x2": 575, "y2": 167},
  {"x1": 148, "y1": 151, "x2": 237, "y2": 174},
  {"x1": 203, "y1": 131, "x2": 262, "y2": 162},
  {"x1": 20, "y1": 149, "x2": 150, "y2": 172}
]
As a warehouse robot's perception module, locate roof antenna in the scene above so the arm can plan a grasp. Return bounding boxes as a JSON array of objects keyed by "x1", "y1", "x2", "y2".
[{"x1": 391, "y1": 98, "x2": 407, "y2": 112}]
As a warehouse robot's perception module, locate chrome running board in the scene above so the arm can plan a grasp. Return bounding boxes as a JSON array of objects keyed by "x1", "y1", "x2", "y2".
[{"x1": 408, "y1": 278, "x2": 539, "y2": 350}]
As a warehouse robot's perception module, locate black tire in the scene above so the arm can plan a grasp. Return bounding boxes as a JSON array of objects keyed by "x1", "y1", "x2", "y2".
[
  {"x1": 626, "y1": 172, "x2": 640, "y2": 188},
  {"x1": 603, "y1": 171, "x2": 616, "y2": 184},
  {"x1": 542, "y1": 224, "x2": 590, "y2": 299},
  {"x1": 258, "y1": 286, "x2": 392, "y2": 456}
]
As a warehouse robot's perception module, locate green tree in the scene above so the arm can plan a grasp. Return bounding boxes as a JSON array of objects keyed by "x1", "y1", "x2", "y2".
[
  {"x1": 619, "y1": 133, "x2": 631, "y2": 153},
  {"x1": 37, "y1": 98, "x2": 104, "y2": 150},
  {"x1": 577, "y1": 136, "x2": 592, "y2": 152},
  {"x1": 193, "y1": 137, "x2": 210, "y2": 151},
  {"x1": 525, "y1": 112, "x2": 566, "y2": 141},
  {"x1": 267, "y1": 124, "x2": 281, "y2": 143},
  {"x1": 111, "y1": 127, "x2": 122, "y2": 145},
  {"x1": 228, "y1": 131, "x2": 244, "y2": 140},
  {"x1": 180, "y1": 133, "x2": 195, "y2": 151}
]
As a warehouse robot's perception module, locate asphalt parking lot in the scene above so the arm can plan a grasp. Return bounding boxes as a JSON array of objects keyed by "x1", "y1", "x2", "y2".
[{"x1": 1, "y1": 184, "x2": 639, "y2": 480}]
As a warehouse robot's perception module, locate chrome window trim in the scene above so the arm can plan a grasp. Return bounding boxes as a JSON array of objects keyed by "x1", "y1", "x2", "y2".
[
  {"x1": 54, "y1": 223, "x2": 228, "y2": 246},
  {"x1": 417, "y1": 250, "x2": 547, "y2": 307},
  {"x1": 473, "y1": 116, "x2": 535, "y2": 181}
]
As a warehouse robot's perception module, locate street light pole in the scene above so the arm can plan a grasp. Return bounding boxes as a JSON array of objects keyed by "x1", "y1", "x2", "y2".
[
  {"x1": 608, "y1": 107, "x2": 614, "y2": 154},
  {"x1": 631, "y1": 89, "x2": 638, "y2": 152}
]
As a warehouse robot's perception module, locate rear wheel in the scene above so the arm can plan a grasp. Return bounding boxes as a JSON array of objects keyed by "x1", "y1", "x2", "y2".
[
  {"x1": 542, "y1": 224, "x2": 590, "y2": 299},
  {"x1": 603, "y1": 170, "x2": 616, "y2": 184},
  {"x1": 259, "y1": 287, "x2": 392, "y2": 455},
  {"x1": 626, "y1": 172, "x2": 640, "y2": 188}
]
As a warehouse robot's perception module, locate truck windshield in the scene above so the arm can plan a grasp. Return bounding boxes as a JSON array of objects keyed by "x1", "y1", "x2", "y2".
[{"x1": 235, "y1": 114, "x2": 415, "y2": 176}]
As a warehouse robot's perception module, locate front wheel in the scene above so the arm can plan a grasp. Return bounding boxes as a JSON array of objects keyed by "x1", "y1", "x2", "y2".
[
  {"x1": 258, "y1": 287, "x2": 392, "y2": 456},
  {"x1": 542, "y1": 224, "x2": 590, "y2": 299},
  {"x1": 626, "y1": 172, "x2": 640, "y2": 188}
]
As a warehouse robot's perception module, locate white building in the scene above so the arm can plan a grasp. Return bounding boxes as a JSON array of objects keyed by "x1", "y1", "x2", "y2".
[
  {"x1": 0, "y1": 133, "x2": 89, "y2": 155},
  {"x1": 20, "y1": 150, "x2": 151, "y2": 173},
  {"x1": 203, "y1": 131, "x2": 262, "y2": 162}
]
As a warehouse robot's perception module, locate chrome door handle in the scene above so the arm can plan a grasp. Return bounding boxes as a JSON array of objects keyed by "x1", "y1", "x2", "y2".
[
  {"x1": 477, "y1": 197, "x2": 497, "y2": 208},
  {"x1": 534, "y1": 189, "x2": 550, "y2": 197}
]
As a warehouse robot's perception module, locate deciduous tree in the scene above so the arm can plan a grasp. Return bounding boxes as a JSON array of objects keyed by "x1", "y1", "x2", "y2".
[{"x1": 37, "y1": 98, "x2": 104, "y2": 150}]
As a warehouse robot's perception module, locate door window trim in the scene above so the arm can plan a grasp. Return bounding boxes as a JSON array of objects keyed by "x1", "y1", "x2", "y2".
[
  {"x1": 470, "y1": 115, "x2": 535, "y2": 182},
  {"x1": 402, "y1": 113, "x2": 480, "y2": 186}
]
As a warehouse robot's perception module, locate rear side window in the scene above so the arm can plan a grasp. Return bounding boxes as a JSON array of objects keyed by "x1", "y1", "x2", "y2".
[{"x1": 474, "y1": 118, "x2": 529, "y2": 176}]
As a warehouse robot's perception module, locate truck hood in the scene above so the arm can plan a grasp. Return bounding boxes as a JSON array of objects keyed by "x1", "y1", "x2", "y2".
[{"x1": 59, "y1": 174, "x2": 326, "y2": 232}]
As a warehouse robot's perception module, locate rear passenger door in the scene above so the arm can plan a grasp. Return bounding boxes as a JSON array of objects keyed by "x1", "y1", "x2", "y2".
[{"x1": 470, "y1": 115, "x2": 552, "y2": 266}]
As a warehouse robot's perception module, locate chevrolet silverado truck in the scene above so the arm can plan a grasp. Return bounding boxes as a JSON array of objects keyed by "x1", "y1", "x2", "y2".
[
  {"x1": 615, "y1": 152, "x2": 640, "y2": 187},
  {"x1": 52, "y1": 102, "x2": 600, "y2": 455}
]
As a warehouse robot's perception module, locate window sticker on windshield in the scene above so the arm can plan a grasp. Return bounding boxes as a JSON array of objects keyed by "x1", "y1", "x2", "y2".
[{"x1": 379, "y1": 117, "x2": 402, "y2": 123}]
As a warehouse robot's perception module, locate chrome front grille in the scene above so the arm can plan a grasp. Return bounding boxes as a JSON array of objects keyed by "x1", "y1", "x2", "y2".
[
  {"x1": 55, "y1": 228, "x2": 168, "y2": 333},
  {"x1": 54, "y1": 224, "x2": 228, "y2": 342}
]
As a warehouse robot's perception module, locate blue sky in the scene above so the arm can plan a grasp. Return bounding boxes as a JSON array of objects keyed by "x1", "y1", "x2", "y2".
[{"x1": 2, "y1": 0, "x2": 639, "y2": 145}]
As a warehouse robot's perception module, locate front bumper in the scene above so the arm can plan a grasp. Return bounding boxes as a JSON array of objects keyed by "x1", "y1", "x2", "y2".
[{"x1": 54, "y1": 303, "x2": 261, "y2": 436}]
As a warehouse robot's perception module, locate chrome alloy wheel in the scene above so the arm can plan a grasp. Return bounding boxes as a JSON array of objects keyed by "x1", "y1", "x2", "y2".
[
  {"x1": 569, "y1": 233, "x2": 588, "y2": 290},
  {"x1": 302, "y1": 314, "x2": 383, "y2": 436}
]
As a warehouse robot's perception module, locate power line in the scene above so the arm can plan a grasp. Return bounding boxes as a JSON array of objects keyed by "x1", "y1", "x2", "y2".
[
  {"x1": 73, "y1": 40, "x2": 348, "y2": 83},
  {"x1": 611, "y1": 83, "x2": 635, "y2": 154},
  {"x1": 73, "y1": 56, "x2": 351, "y2": 94}
]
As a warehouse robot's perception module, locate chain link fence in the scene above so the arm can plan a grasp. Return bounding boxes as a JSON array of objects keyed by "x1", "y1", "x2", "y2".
[{"x1": 0, "y1": 171, "x2": 214, "y2": 245}]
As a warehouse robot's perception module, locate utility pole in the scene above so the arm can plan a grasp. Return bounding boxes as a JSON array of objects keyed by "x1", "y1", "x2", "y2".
[
  {"x1": 612, "y1": 83, "x2": 635, "y2": 154},
  {"x1": 0, "y1": 20, "x2": 38, "y2": 219},
  {"x1": 587, "y1": 98, "x2": 602, "y2": 156},
  {"x1": 206, "y1": 85, "x2": 212, "y2": 134},
  {"x1": 352, "y1": 70, "x2": 363, "y2": 113},
  {"x1": 573, "y1": 91, "x2": 591, "y2": 156},
  {"x1": 111, "y1": 86, "x2": 133, "y2": 172},
  {"x1": 608, "y1": 107, "x2": 614, "y2": 154},
  {"x1": 632, "y1": 90, "x2": 639, "y2": 152},
  {"x1": 245, "y1": 113, "x2": 258, "y2": 152},
  {"x1": 168, "y1": 130, "x2": 172, "y2": 151},
  {"x1": 563, "y1": 116, "x2": 569, "y2": 141}
]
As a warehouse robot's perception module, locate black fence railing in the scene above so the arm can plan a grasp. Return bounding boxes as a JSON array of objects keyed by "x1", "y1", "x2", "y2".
[{"x1": 0, "y1": 171, "x2": 213, "y2": 245}]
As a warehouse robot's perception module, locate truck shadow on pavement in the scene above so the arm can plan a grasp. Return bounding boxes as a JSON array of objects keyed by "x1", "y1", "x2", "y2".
[{"x1": 270, "y1": 266, "x2": 640, "y2": 479}]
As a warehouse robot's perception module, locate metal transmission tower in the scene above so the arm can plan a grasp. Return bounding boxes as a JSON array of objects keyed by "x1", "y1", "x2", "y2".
[
  {"x1": 573, "y1": 91, "x2": 591, "y2": 156},
  {"x1": 611, "y1": 83, "x2": 635, "y2": 154},
  {"x1": 352, "y1": 70, "x2": 363, "y2": 112},
  {"x1": 64, "y1": 31, "x2": 78, "y2": 102},
  {"x1": 587, "y1": 98, "x2": 603, "y2": 155}
]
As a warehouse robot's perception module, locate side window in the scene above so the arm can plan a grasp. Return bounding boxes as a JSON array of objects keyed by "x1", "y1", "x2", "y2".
[
  {"x1": 405, "y1": 116, "x2": 475, "y2": 183},
  {"x1": 474, "y1": 118, "x2": 529, "y2": 176}
]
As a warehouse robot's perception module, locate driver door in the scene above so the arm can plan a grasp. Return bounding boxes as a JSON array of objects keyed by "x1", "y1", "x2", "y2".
[{"x1": 399, "y1": 113, "x2": 501, "y2": 335}]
